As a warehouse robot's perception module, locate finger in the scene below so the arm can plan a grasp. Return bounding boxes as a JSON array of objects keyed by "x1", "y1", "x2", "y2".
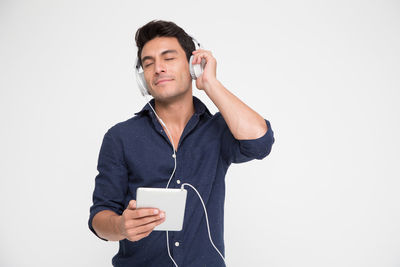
[
  {"x1": 191, "y1": 53, "x2": 201, "y2": 64},
  {"x1": 192, "y1": 49, "x2": 208, "y2": 54},
  {"x1": 135, "y1": 218, "x2": 165, "y2": 234},
  {"x1": 195, "y1": 52, "x2": 212, "y2": 64},
  {"x1": 127, "y1": 200, "x2": 136, "y2": 210},
  {"x1": 127, "y1": 230, "x2": 152, "y2": 242},
  {"x1": 124, "y1": 207, "x2": 160, "y2": 221},
  {"x1": 132, "y1": 217, "x2": 166, "y2": 235},
  {"x1": 133, "y1": 208, "x2": 162, "y2": 219},
  {"x1": 133, "y1": 211, "x2": 165, "y2": 227},
  {"x1": 193, "y1": 53, "x2": 204, "y2": 64}
]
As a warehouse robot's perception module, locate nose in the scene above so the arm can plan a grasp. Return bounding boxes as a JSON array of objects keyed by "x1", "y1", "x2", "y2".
[{"x1": 154, "y1": 60, "x2": 166, "y2": 74}]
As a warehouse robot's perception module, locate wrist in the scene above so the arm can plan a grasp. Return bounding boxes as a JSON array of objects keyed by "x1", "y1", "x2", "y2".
[
  {"x1": 111, "y1": 214, "x2": 125, "y2": 240},
  {"x1": 203, "y1": 79, "x2": 221, "y2": 94}
]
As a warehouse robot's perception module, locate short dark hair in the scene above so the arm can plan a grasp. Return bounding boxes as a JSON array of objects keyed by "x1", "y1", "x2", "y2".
[{"x1": 135, "y1": 20, "x2": 195, "y2": 67}]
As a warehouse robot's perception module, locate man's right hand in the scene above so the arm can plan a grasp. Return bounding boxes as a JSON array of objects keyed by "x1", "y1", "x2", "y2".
[{"x1": 117, "y1": 200, "x2": 166, "y2": 242}]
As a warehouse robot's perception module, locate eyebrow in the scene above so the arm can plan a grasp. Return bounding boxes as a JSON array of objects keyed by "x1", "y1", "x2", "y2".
[{"x1": 141, "y1": 49, "x2": 178, "y2": 63}]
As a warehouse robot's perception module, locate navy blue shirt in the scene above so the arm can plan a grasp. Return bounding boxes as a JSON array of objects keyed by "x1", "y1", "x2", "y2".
[{"x1": 89, "y1": 96, "x2": 274, "y2": 266}]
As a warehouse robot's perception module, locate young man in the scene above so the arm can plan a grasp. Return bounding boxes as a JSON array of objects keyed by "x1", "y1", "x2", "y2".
[{"x1": 89, "y1": 20, "x2": 274, "y2": 266}]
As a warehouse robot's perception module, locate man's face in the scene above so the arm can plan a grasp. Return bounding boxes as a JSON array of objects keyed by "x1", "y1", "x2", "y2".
[{"x1": 141, "y1": 37, "x2": 192, "y2": 101}]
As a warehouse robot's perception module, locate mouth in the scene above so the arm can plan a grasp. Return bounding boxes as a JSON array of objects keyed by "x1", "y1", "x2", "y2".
[{"x1": 155, "y1": 78, "x2": 173, "y2": 85}]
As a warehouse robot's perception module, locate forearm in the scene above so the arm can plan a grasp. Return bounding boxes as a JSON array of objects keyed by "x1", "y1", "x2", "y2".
[
  {"x1": 92, "y1": 210, "x2": 125, "y2": 241},
  {"x1": 204, "y1": 80, "x2": 268, "y2": 140}
]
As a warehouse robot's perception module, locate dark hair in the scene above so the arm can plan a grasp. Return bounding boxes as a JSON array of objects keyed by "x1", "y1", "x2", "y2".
[{"x1": 135, "y1": 20, "x2": 195, "y2": 67}]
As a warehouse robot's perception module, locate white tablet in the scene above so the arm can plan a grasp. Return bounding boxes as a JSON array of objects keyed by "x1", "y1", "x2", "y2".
[{"x1": 136, "y1": 187, "x2": 187, "y2": 231}]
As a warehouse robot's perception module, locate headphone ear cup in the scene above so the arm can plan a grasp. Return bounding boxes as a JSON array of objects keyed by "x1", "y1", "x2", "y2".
[
  {"x1": 139, "y1": 72, "x2": 150, "y2": 96},
  {"x1": 189, "y1": 55, "x2": 205, "y2": 80},
  {"x1": 135, "y1": 65, "x2": 150, "y2": 96}
]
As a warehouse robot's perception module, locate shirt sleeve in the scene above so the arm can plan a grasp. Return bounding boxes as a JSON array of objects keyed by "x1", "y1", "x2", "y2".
[
  {"x1": 220, "y1": 118, "x2": 275, "y2": 164},
  {"x1": 88, "y1": 129, "x2": 129, "y2": 241}
]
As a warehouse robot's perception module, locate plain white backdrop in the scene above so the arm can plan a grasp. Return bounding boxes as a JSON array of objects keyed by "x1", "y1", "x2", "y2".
[{"x1": 1, "y1": 0, "x2": 399, "y2": 266}]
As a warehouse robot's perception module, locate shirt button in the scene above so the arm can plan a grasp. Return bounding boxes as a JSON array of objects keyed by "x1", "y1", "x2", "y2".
[
  {"x1": 172, "y1": 154, "x2": 176, "y2": 158},
  {"x1": 175, "y1": 242, "x2": 180, "y2": 247},
  {"x1": 176, "y1": 180, "x2": 181, "y2": 184}
]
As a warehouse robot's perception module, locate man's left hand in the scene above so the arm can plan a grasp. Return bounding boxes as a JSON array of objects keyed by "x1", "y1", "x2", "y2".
[{"x1": 191, "y1": 49, "x2": 218, "y2": 91}]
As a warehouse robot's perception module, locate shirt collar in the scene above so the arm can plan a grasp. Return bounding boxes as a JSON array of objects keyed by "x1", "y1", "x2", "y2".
[{"x1": 134, "y1": 96, "x2": 212, "y2": 118}]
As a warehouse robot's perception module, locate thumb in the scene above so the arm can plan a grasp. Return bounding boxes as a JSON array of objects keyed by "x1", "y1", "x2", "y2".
[{"x1": 128, "y1": 200, "x2": 136, "y2": 210}]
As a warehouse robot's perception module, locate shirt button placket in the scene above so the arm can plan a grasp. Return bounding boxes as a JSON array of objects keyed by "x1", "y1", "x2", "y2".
[{"x1": 173, "y1": 239, "x2": 183, "y2": 265}]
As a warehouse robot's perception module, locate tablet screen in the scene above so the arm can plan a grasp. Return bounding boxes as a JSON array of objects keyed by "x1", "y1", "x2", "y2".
[{"x1": 136, "y1": 187, "x2": 187, "y2": 231}]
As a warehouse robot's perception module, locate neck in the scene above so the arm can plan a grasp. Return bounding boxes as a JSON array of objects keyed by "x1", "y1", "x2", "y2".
[{"x1": 154, "y1": 90, "x2": 195, "y2": 131}]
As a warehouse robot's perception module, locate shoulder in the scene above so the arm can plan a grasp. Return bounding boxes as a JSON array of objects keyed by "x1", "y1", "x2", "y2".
[
  {"x1": 105, "y1": 114, "x2": 149, "y2": 139},
  {"x1": 208, "y1": 111, "x2": 228, "y2": 129},
  {"x1": 194, "y1": 111, "x2": 230, "y2": 139}
]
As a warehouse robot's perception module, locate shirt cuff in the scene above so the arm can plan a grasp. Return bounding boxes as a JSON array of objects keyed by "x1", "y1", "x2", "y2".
[
  {"x1": 88, "y1": 206, "x2": 121, "y2": 242},
  {"x1": 237, "y1": 119, "x2": 275, "y2": 160}
]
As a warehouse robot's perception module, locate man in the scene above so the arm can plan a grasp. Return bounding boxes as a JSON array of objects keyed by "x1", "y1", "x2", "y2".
[{"x1": 89, "y1": 20, "x2": 274, "y2": 266}]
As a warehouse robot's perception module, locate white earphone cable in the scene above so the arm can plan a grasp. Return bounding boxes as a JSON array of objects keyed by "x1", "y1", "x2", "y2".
[
  {"x1": 143, "y1": 96, "x2": 178, "y2": 267},
  {"x1": 143, "y1": 97, "x2": 226, "y2": 267},
  {"x1": 180, "y1": 183, "x2": 226, "y2": 266}
]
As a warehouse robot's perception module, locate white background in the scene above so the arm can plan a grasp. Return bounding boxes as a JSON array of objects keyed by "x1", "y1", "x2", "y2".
[{"x1": 1, "y1": 0, "x2": 399, "y2": 266}]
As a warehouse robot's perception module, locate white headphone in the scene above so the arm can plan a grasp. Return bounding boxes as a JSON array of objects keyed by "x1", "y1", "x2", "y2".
[{"x1": 135, "y1": 37, "x2": 205, "y2": 96}]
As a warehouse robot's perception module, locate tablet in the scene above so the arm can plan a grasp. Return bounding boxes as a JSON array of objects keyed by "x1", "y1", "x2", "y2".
[{"x1": 136, "y1": 187, "x2": 187, "y2": 231}]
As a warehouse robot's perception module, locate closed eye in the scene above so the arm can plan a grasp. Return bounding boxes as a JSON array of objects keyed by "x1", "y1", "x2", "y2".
[{"x1": 166, "y1": 58, "x2": 175, "y2": 61}]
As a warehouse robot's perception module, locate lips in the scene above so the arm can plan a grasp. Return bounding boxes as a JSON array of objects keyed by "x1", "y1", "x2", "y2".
[{"x1": 155, "y1": 77, "x2": 174, "y2": 85}]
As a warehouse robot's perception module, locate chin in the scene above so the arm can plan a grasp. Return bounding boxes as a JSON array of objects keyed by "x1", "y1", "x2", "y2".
[{"x1": 153, "y1": 88, "x2": 191, "y2": 102}]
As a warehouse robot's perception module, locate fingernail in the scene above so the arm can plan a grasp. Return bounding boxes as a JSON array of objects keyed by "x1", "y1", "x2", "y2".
[
  {"x1": 154, "y1": 209, "x2": 159, "y2": 214},
  {"x1": 160, "y1": 212, "x2": 165, "y2": 218}
]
